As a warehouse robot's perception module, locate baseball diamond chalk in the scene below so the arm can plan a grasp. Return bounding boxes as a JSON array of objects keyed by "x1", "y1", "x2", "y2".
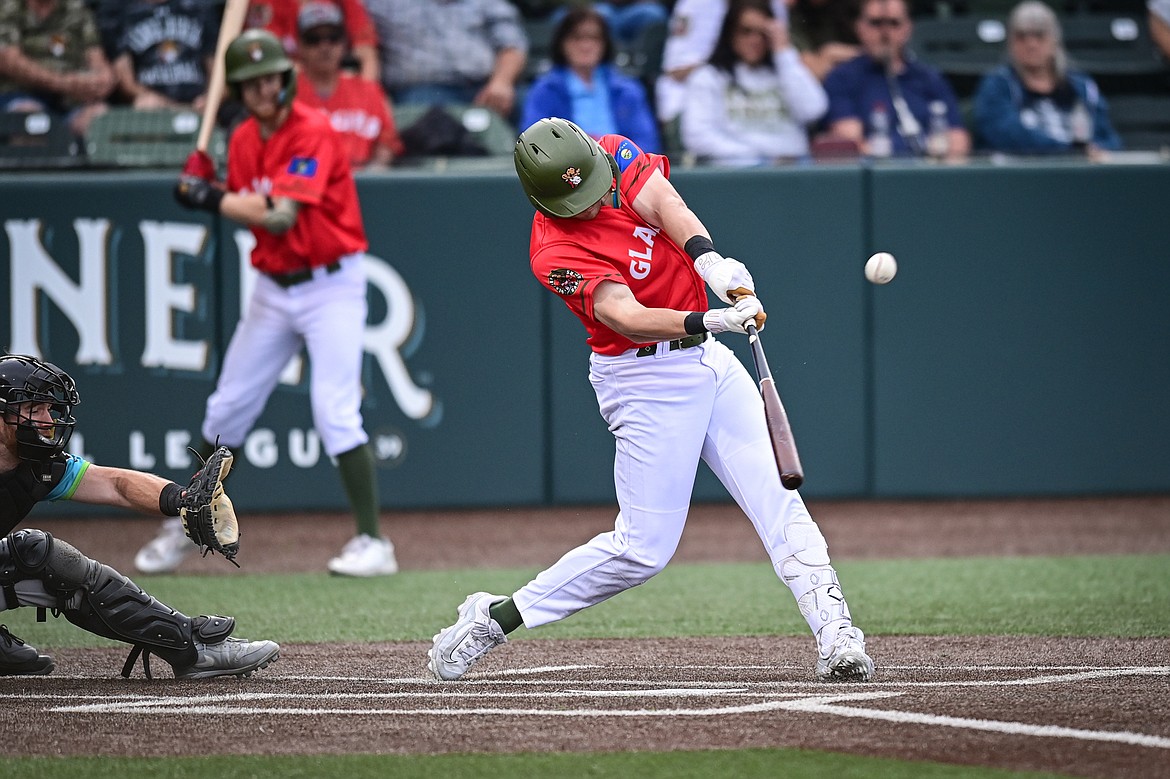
[{"x1": 865, "y1": 252, "x2": 897, "y2": 284}]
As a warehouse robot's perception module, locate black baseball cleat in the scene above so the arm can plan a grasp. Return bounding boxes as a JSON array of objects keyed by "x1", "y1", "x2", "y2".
[{"x1": 0, "y1": 624, "x2": 54, "y2": 676}]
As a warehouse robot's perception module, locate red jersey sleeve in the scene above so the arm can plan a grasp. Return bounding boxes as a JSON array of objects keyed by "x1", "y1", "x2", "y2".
[{"x1": 598, "y1": 135, "x2": 670, "y2": 207}]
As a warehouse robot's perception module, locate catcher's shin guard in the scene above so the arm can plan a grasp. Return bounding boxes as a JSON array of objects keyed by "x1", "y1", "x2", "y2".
[{"x1": 4, "y1": 529, "x2": 235, "y2": 677}]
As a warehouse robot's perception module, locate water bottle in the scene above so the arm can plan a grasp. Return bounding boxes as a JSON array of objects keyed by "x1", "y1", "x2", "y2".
[
  {"x1": 868, "y1": 103, "x2": 892, "y2": 158},
  {"x1": 926, "y1": 100, "x2": 950, "y2": 159},
  {"x1": 1069, "y1": 101, "x2": 1093, "y2": 150}
]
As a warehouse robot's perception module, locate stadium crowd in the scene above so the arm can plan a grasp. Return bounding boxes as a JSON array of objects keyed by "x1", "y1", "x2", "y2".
[{"x1": 0, "y1": 0, "x2": 1166, "y2": 169}]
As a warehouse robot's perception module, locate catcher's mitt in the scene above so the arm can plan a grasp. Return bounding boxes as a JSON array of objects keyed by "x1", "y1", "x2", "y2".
[{"x1": 180, "y1": 446, "x2": 241, "y2": 566}]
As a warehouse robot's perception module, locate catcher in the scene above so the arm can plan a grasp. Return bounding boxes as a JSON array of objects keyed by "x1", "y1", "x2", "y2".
[{"x1": 0, "y1": 353, "x2": 279, "y2": 678}]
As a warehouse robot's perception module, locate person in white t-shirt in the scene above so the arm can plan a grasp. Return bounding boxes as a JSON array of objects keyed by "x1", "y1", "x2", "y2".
[
  {"x1": 656, "y1": 0, "x2": 788, "y2": 122},
  {"x1": 680, "y1": 0, "x2": 827, "y2": 165}
]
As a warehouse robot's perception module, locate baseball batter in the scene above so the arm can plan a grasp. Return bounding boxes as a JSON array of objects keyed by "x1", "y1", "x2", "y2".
[
  {"x1": 428, "y1": 118, "x2": 873, "y2": 683},
  {"x1": 0, "y1": 354, "x2": 279, "y2": 678},
  {"x1": 141, "y1": 29, "x2": 395, "y2": 577}
]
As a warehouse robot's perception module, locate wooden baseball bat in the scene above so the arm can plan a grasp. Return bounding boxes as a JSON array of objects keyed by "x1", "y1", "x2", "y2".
[
  {"x1": 195, "y1": 0, "x2": 250, "y2": 153},
  {"x1": 745, "y1": 323, "x2": 804, "y2": 490}
]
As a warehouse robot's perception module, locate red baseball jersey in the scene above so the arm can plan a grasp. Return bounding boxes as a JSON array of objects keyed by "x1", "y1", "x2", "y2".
[
  {"x1": 227, "y1": 101, "x2": 367, "y2": 274},
  {"x1": 247, "y1": 0, "x2": 378, "y2": 56},
  {"x1": 296, "y1": 71, "x2": 405, "y2": 167},
  {"x1": 529, "y1": 135, "x2": 708, "y2": 356}
]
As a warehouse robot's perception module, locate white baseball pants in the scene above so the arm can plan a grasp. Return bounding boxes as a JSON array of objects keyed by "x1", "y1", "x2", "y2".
[
  {"x1": 512, "y1": 337, "x2": 854, "y2": 648},
  {"x1": 201, "y1": 253, "x2": 369, "y2": 457}
]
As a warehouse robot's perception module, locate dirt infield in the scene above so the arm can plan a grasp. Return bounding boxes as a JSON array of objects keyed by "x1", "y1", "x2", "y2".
[{"x1": 6, "y1": 495, "x2": 1170, "y2": 777}]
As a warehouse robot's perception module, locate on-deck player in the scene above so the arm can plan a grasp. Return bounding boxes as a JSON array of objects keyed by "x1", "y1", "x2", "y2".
[
  {"x1": 427, "y1": 117, "x2": 874, "y2": 683},
  {"x1": 141, "y1": 28, "x2": 396, "y2": 578}
]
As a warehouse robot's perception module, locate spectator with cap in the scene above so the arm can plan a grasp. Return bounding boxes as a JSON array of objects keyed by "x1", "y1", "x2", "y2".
[
  {"x1": 821, "y1": 0, "x2": 969, "y2": 159},
  {"x1": 295, "y1": 0, "x2": 404, "y2": 169},
  {"x1": 973, "y1": 1, "x2": 1121, "y2": 158},
  {"x1": 105, "y1": 0, "x2": 221, "y2": 111},
  {"x1": 521, "y1": 5, "x2": 661, "y2": 152},
  {"x1": 365, "y1": 0, "x2": 528, "y2": 121},
  {"x1": 246, "y1": 0, "x2": 380, "y2": 82},
  {"x1": 0, "y1": 0, "x2": 115, "y2": 137}
]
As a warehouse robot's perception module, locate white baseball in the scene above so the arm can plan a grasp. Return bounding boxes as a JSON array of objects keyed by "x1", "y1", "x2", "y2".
[{"x1": 865, "y1": 252, "x2": 897, "y2": 284}]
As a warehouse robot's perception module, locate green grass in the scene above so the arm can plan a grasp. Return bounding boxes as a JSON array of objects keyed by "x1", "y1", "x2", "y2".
[
  {"x1": 6, "y1": 553, "x2": 1165, "y2": 779},
  {"x1": 8, "y1": 554, "x2": 1169, "y2": 647}
]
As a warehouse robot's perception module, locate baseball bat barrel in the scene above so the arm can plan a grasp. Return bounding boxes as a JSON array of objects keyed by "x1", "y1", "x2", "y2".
[
  {"x1": 746, "y1": 323, "x2": 804, "y2": 490},
  {"x1": 196, "y1": 0, "x2": 250, "y2": 153}
]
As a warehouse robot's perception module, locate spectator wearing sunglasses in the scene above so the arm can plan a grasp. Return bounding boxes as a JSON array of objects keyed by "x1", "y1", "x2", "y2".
[
  {"x1": 294, "y1": 1, "x2": 404, "y2": 169},
  {"x1": 973, "y1": 1, "x2": 1121, "y2": 158},
  {"x1": 821, "y1": 0, "x2": 969, "y2": 159},
  {"x1": 245, "y1": 0, "x2": 381, "y2": 82}
]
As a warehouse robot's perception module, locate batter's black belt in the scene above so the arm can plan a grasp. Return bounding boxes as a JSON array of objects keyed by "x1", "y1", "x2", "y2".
[
  {"x1": 266, "y1": 260, "x2": 341, "y2": 288},
  {"x1": 635, "y1": 332, "x2": 708, "y2": 357}
]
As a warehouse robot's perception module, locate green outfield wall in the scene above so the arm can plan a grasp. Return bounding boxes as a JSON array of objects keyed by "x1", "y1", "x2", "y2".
[{"x1": 2, "y1": 161, "x2": 1167, "y2": 512}]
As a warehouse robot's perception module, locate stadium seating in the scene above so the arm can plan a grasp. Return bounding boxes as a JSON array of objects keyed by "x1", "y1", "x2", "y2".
[
  {"x1": 0, "y1": 111, "x2": 81, "y2": 170},
  {"x1": 394, "y1": 102, "x2": 517, "y2": 158},
  {"x1": 1107, "y1": 93, "x2": 1170, "y2": 151},
  {"x1": 84, "y1": 107, "x2": 226, "y2": 168}
]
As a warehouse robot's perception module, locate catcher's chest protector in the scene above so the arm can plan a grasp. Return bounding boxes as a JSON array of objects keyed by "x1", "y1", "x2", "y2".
[{"x1": 0, "y1": 459, "x2": 65, "y2": 535}]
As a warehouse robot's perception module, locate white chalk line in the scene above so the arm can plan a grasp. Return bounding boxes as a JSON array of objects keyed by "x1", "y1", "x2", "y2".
[
  {"x1": 782, "y1": 693, "x2": 1170, "y2": 750},
  {"x1": 17, "y1": 665, "x2": 1168, "y2": 750}
]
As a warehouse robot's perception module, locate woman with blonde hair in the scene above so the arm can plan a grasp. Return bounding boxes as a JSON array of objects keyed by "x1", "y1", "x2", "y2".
[{"x1": 973, "y1": 0, "x2": 1121, "y2": 155}]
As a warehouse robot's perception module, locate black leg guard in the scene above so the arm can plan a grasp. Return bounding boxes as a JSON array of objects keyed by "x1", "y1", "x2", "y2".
[{"x1": 4, "y1": 529, "x2": 235, "y2": 677}]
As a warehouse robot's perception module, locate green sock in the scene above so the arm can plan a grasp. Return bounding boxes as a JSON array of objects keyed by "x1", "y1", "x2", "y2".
[
  {"x1": 336, "y1": 443, "x2": 382, "y2": 538},
  {"x1": 489, "y1": 598, "x2": 523, "y2": 634}
]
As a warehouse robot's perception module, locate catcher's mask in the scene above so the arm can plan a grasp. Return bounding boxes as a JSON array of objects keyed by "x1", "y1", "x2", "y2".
[
  {"x1": 514, "y1": 117, "x2": 621, "y2": 218},
  {"x1": 0, "y1": 354, "x2": 80, "y2": 464},
  {"x1": 225, "y1": 29, "x2": 297, "y2": 108}
]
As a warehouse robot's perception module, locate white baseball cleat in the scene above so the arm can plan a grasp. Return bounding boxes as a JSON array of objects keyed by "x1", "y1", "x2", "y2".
[
  {"x1": 815, "y1": 626, "x2": 875, "y2": 682},
  {"x1": 172, "y1": 637, "x2": 281, "y2": 680},
  {"x1": 134, "y1": 517, "x2": 195, "y2": 574},
  {"x1": 327, "y1": 534, "x2": 398, "y2": 577},
  {"x1": 427, "y1": 591, "x2": 508, "y2": 681}
]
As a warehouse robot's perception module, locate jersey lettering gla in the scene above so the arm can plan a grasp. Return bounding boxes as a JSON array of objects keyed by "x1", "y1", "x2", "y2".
[
  {"x1": 528, "y1": 135, "x2": 708, "y2": 356},
  {"x1": 226, "y1": 101, "x2": 367, "y2": 275}
]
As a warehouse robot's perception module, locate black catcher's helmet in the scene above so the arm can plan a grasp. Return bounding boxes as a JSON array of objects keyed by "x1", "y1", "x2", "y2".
[{"x1": 0, "y1": 354, "x2": 80, "y2": 464}]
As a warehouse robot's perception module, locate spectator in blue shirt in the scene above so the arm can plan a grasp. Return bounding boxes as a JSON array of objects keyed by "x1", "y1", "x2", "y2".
[
  {"x1": 520, "y1": 5, "x2": 661, "y2": 152},
  {"x1": 822, "y1": 0, "x2": 969, "y2": 159},
  {"x1": 973, "y1": 1, "x2": 1121, "y2": 158}
]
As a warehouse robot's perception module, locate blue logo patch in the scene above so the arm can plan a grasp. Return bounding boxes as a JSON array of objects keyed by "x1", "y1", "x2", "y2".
[
  {"x1": 288, "y1": 157, "x2": 318, "y2": 177},
  {"x1": 613, "y1": 140, "x2": 639, "y2": 172}
]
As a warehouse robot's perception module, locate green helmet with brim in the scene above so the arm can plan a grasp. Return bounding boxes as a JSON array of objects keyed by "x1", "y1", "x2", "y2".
[
  {"x1": 514, "y1": 118, "x2": 620, "y2": 218},
  {"x1": 225, "y1": 29, "x2": 297, "y2": 107}
]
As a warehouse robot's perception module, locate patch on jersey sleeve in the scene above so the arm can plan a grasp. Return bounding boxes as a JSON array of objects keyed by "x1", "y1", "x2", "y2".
[
  {"x1": 288, "y1": 157, "x2": 318, "y2": 177},
  {"x1": 548, "y1": 268, "x2": 584, "y2": 295},
  {"x1": 613, "y1": 140, "x2": 640, "y2": 173}
]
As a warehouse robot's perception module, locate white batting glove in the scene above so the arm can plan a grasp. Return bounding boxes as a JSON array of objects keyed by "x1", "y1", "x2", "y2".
[
  {"x1": 693, "y1": 251, "x2": 755, "y2": 305},
  {"x1": 703, "y1": 296, "x2": 766, "y2": 335}
]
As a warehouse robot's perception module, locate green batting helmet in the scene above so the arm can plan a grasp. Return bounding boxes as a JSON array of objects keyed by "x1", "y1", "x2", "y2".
[
  {"x1": 514, "y1": 118, "x2": 620, "y2": 218},
  {"x1": 225, "y1": 29, "x2": 297, "y2": 107}
]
